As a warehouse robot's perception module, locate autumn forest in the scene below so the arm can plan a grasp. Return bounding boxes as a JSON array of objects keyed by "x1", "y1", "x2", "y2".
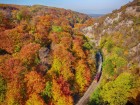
[
  {"x1": 0, "y1": 0, "x2": 140, "y2": 105},
  {"x1": 0, "y1": 4, "x2": 96, "y2": 105}
]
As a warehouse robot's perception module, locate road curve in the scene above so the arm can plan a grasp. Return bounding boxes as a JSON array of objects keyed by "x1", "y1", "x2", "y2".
[
  {"x1": 76, "y1": 52, "x2": 102, "y2": 105},
  {"x1": 76, "y1": 81, "x2": 99, "y2": 105}
]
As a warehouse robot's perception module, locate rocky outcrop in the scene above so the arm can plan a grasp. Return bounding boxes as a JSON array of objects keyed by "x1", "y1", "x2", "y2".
[
  {"x1": 82, "y1": 24, "x2": 100, "y2": 46},
  {"x1": 125, "y1": 6, "x2": 140, "y2": 17},
  {"x1": 37, "y1": 47, "x2": 51, "y2": 74},
  {"x1": 129, "y1": 43, "x2": 140, "y2": 67},
  {"x1": 104, "y1": 12, "x2": 121, "y2": 26},
  {"x1": 39, "y1": 47, "x2": 50, "y2": 65}
]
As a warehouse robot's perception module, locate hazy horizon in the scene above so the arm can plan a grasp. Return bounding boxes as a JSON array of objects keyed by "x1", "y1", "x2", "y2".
[{"x1": 0, "y1": 0, "x2": 133, "y2": 14}]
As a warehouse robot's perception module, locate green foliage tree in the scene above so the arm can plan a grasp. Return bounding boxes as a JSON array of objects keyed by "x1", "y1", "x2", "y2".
[
  {"x1": 83, "y1": 42, "x2": 92, "y2": 50},
  {"x1": 16, "y1": 11, "x2": 23, "y2": 21},
  {"x1": 100, "y1": 73, "x2": 134, "y2": 105},
  {"x1": 42, "y1": 81, "x2": 52, "y2": 98},
  {"x1": 52, "y1": 26, "x2": 63, "y2": 32},
  {"x1": 51, "y1": 58, "x2": 62, "y2": 74},
  {"x1": 14, "y1": 44, "x2": 21, "y2": 53},
  {"x1": 103, "y1": 57, "x2": 115, "y2": 76},
  {"x1": 103, "y1": 52, "x2": 127, "y2": 76},
  {"x1": 104, "y1": 39, "x2": 114, "y2": 53},
  {"x1": 89, "y1": 88, "x2": 101, "y2": 105}
]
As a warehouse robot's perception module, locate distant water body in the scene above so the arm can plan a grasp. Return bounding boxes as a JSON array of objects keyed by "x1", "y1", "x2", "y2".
[{"x1": 88, "y1": 14, "x2": 105, "y2": 18}]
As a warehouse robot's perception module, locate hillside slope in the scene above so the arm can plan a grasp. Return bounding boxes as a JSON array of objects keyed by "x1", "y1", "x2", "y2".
[
  {"x1": 86, "y1": 0, "x2": 140, "y2": 105},
  {"x1": 0, "y1": 4, "x2": 96, "y2": 105}
]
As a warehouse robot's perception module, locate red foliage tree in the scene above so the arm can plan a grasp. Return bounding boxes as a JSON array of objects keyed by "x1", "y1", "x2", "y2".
[{"x1": 52, "y1": 76, "x2": 73, "y2": 105}]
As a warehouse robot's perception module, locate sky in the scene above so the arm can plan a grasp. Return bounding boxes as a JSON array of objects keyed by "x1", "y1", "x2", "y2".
[{"x1": 0, "y1": 0, "x2": 133, "y2": 14}]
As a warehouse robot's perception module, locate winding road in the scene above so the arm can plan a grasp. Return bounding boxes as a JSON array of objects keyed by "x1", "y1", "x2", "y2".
[{"x1": 76, "y1": 52, "x2": 103, "y2": 105}]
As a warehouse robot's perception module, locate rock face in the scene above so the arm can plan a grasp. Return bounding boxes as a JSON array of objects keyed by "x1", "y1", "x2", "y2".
[
  {"x1": 104, "y1": 12, "x2": 121, "y2": 26},
  {"x1": 39, "y1": 47, "x2": 50, "y2": 66},
  {"x1": 104, "y1": 17, "x2": 114, "y2": 26},
  {"x1": 129, "y1": 43, "x2": 140, "y2": 67},
  {"x1": 125, "y1": 7, "x2": 136, "y2": 15},
  {"x1": 129, "y1": 43, "x2": 140, "y2": 56},
  {"x1": 82, "y1": 25, "x2": 99, "y2": 46},
  {"x1": 38, "y1": 47, "x2": 51, "y2": 74},
  {"x1": 125, "y1": 6, "x2": 140, "y2": 17}
]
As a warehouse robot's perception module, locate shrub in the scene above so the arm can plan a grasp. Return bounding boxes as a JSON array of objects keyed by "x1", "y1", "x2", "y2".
[
  {"x1": 0, "y1": 76, "x2": 6, "y2": 103},
  {"x1": 83, "y1": 42, "x2": 92, "y2": 50},
  {"x1": 16, "y1": 11, "x2": 23, "y2": 21},
  {"x1": 42, "y1": 81, "x2": 52, "y2": 98},
  {"x1": 52, "y1": 26, "x2": 63, "y2": 32},
  {"x1": 89, "y1": 88, "x2": 101, "y2": 105},
  {"x1": 14, "y1": 44, "x2": 21, "y2": 53}
]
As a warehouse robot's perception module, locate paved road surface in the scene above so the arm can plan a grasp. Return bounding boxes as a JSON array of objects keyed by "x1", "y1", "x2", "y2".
[
  {"x1": 76, "y1": 80, "x2": 100, "y2": 105},
  {"x1": 76, "y1": 52, "x2": 102, "y2": 105}
]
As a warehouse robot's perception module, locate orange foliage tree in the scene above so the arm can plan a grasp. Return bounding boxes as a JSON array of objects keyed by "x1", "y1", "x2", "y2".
[
  {"x1": 1, "y1": 58, "x2": 25, "y2": 105},
  {"x1": 20, "y1": 43, "x2": 40, "y2": 66},
  {"x1": 0, "y1": 32, "x2": 14, "y2": 53},
  {"x1": 0, "y1": 4, "x2": 94, "y2": 105},
  {"x1": 72, "y1": 36, "x2": 86, "y2": 58},
  {"x1": 24, "y1": 71, "x2": 46, "y2": 105},
  {"x1": 36, "y1": 15, "x2": 52, "y2": 35},
  {"x1": 5, "y1": 80, "x2": 23, "y2": 105},
  {"x1": 24, "y1": 70, "x2": 45, "y2": 95}
]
